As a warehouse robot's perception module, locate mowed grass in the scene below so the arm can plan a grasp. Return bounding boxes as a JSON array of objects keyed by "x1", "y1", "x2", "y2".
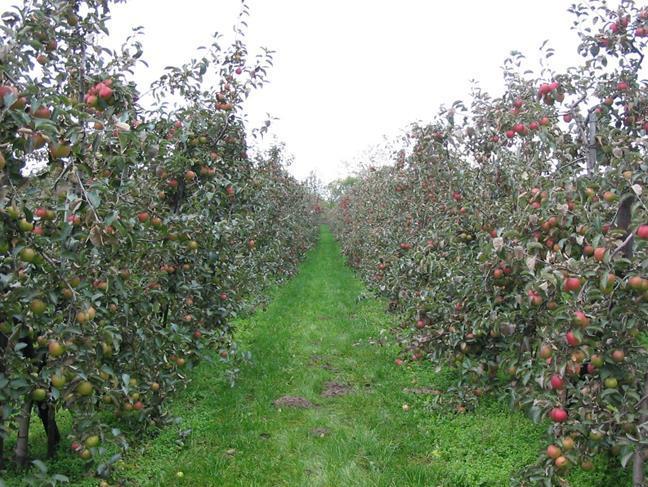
[
  {"x1": 5, "y1": 226, "x2": 629, "y2": 486},
  {"x1": 103, "y1": 226, "x2": 547, "y2": 486}
]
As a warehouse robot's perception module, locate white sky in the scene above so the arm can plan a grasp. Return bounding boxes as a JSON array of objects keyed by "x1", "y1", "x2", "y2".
[{"x1": 2, "y1": 1, "x2": 587, "y2": 183}]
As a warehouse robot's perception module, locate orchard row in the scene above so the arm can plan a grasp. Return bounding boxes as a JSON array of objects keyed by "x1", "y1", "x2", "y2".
[
  {"x1": 332, "y1": 1, "x2": 647, "y2": 484},
  {"x1": 0, "y1": 0, "x2": 318, "y2": 482}
]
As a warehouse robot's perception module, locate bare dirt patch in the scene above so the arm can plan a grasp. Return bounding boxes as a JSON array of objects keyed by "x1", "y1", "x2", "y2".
[
  {"x1": 321, "y1": 381, "x2": 352, "y2": 397},
  {"x1": 273, "y1": 396, "x2": 314, "y2": 409}
]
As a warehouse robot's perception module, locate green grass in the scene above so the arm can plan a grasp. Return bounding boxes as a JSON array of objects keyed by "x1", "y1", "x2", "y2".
[
  {"x1": 4, "y1": 225, "x2": 629, "y2": 486},
  {"x1": 102, "y1": 225, "x2": 548, "y2": 486}
]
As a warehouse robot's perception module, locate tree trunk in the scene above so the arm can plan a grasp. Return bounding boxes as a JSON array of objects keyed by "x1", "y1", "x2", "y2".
[
  {"x1": 14, "y1": 397, "x2": 33, "y2": 468},
  {"x1": 35, "y1": 401, "x2": 60, "y2": 458},
  {"x1": 633, "y1": 374, "x2": 648, "y2": 487}
]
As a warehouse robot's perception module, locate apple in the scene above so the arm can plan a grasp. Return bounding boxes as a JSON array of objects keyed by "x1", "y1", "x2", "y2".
[
  {"x1": 48, "y1": 340, "x2": 65, "y2": 357},
  {"x1": 583, "y1": 245, "x2": 594, "y2": 256},
  {"x1": 547, "y1": 444, "x2": 562, "y2": 459},
  {"x1": 591, "y1": 354, "x2": 604, "y2": 367},
  {"x1": 31, "y1": 388, "x2": 47, "y2": 401},
  {"x1": 563, "y1": 277, "x2": 581, "y2": 292},
  {"x1": 550, "y1": 407, "x2": 568, "y2": 422},
  {"x1": 611, "y1": 350, "x2": 625, "y2": 363},
  {"x1": 137, "y1": 211, "x2": 149, "y2": 223},
  {"x1": 18, "y1": 219, "x2": 34, "y2": 232},
  {"x1": 550, "y1": 374, "x2": 565, "y2": 390},
  {"x1": 77, "y1": 381, "x2": 93, "y2": 396},
  {"x1": 150, "y1": 382, "x2": 160, "y2": 392},
  {"x1": 637, "y1": 225, "x2": 648, "y2": 239},
  {"x1": 555, "y1": 456, "x2": 569, "y2": 469},
  {"x1": 33, "y1": 105, "x2": 51, "y2": 119},
  {"x1": 49, "y1": 143, "x2": 71, "y2": 159},
  {"x1": 562, "y1": 437, "x2": 575, "y2": 450},
  {"x1": 20, "y1": 247, "x2": 37, "y2": 262},
  {"x1": 617, "y1": 81, "x2": 629, "y2": 91},
  {"x1": 30, "y1": 298, "x2": 47, "y2": 315},
  {"x1": 493, "y1": 269, "x2": 504, "y2": 279},
  {"x1": 593, "y1": 247, "x2": 606, "y2": 262},
  {"x1": 51, "y1": 374, "x2": 66, "y2": 388},
  {"x1": 573, "y1": 311, "x2": 590, "y2": 328},
  {"x1": 563, "y1": 113, "x2": 572, "y2": 123},
  {"x1": 589, "y1": 430, "x2": 604, "y2": 441},
  {"x1": 566, "y1": 330, "x2": 581, "y2": 346},
  {"x1": 604, "y1": 377, "x2": 618, "y2": 389},
  {"x1": 505, "y1": 130, "x2": 515, "y2": 139},
  {"x1": 394, "y1": 358, "x2": 404, "y2": 366},
  {"x1": 539, "y1": 344, "x2": 552, "y2": 359},
  {"x1": 85, "y1": 435, "x2": 100, "y2": 448}
]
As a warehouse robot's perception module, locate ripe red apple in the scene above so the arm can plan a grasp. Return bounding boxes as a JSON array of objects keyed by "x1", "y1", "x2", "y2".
[
  {"x1": 637, "y1": 225, "x2": 648, "y2": 239},
  {"x1": 611, "y1": 350, "x2": 625, "y2": 363},
  {"x1": 550, "y1": 374, "x2": 565, "y2": 390},
  {"x1": 583, "y1": 245, "x2": 594, "y2": 256},
  {"x1": 505, "y1": 130, "x2": 515, "y2": 139},
  {"x1": 617, "y1": 81, "x2": 629, "y2": 91},
  {"x1": 550, "y1": 407, "x2": 568, "y2": 422},
  {"x1": 565, "y1": 330, "x2": 581, "y2": 346},
  {"x1": 563, "y1": 113, "x2": 573, "y2": 123},
  {"x1": 563, "y1": 277, "x2": 582, "y2": 292},
  {"x1": 137, "y1": 211, "x2": 149, "y2": 223},
  {"x1": 593, "y1": 247, "x2": 606, "y2": 262}
]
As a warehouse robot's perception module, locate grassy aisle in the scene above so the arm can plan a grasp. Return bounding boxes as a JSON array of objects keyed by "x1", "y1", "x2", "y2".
[{"x1": 109, "y1": 225, "x2": 551, "y2": 487}]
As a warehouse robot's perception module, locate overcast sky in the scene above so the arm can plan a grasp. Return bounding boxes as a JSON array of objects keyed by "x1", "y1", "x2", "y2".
[{"x1": 2, "y1": 1, "x2": 588, "y2": 183}]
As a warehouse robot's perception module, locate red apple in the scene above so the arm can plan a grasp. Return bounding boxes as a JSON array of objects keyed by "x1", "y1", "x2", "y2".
[
  {"x1": 550, "y1": 374, "x2": 565, "y2": 390},
  {"x1": 550, "y1": 407, "x2": 568, "y2": 422},
  {"x1": 637, "y1": 225, "x2": 648, "y2": 239},
  {"x1": 547, "y1": 445, "x2": 562, "y2": 459},
  {"x1": 563, "y1": 277, "x2": 582, "y2": 292},
  {"x1": 566, "y1": 330, "x2": 581, "y2": 346}
]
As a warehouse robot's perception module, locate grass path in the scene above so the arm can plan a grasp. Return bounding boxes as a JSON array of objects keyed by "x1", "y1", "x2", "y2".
[{"x1": 112, "y1": 225, "x2": 550, "y2": 486}]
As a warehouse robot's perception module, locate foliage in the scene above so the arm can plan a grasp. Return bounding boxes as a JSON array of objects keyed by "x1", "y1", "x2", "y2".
[
  {"x1": 331, "y1": 1, "x2": 648, "y2": 484},
  {"x1": 0, "y1": 0, "x2": 318, "y2": 483}
]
